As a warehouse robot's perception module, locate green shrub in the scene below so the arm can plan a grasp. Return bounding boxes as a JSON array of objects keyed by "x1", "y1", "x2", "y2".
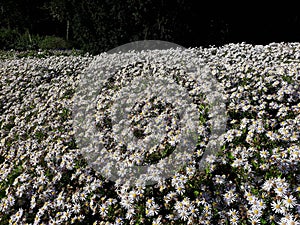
[
  {"x1": 0, "y1": 28, "x2": 20, "y2": 50},
  {"x1": 0, "y1": 28, "x2": 42, "y2": 51},
  {"x1": 39, "y1": 36, "x2": 71, "y2": 50},
  {"x1": 15, "y1": 32, "x2": 42, "y2": 51}
]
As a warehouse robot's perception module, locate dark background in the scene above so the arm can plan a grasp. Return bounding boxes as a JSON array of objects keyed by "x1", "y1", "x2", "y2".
[{"x1": 1, "y1": 0, "x2": 300, "y2": 54}]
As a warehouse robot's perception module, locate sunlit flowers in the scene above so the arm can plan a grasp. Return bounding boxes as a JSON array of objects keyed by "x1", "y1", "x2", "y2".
[{"x1": 0, "y1": 43, "x2": 299, "y2": 224}]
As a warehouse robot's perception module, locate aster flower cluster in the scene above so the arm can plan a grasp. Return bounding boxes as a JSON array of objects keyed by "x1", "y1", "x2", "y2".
[
  {"x1": 0, "y1": 42, "x2": 299, "y2": 225},
  {"x1": 73, "y1": 48, "x2": 226, "y2": 188}
]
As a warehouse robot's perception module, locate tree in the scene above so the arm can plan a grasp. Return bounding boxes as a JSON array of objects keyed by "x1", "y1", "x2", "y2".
[{"x1": 44, "y1": 0, "x2": 193, "y2": 54}]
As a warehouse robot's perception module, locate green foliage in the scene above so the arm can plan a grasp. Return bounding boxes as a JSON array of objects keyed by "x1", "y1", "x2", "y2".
[
  {"x1": 0, "y1": 28, "x2": 20, "y2": 50},
  {"x1": 0, "y1": 28, "x2": 71, "y2": 51},
  {"x1": 45, "y1": 0, "x2": 192, "y2": 54},
  {"x1": 0, "y1": 28, "x2": 36, "y2": 50},
  {"x1": 39, "y1": 36, "x2": 71, "y2": 50},
  {"x1": 1, "y1": 0, "x2": 223, "y2": 54},
  {"x1": 15, "y1": 31, "x2": 42, "y2": 51}
]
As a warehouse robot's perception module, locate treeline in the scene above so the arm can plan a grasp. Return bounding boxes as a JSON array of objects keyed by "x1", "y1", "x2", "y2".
[{"x1": 1, "y1": 0, "x2": 300, "y2": 54}]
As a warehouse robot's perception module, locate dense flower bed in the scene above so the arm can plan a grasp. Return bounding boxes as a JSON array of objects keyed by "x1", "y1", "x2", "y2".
[{"x1": 0, "y1": 43, "x2": 299, "y2": 225}]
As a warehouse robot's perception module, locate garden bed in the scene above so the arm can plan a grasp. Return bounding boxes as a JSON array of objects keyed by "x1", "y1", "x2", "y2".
[{"x1": 0, "y1": 42, "x2": 299, "y2": 225}]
